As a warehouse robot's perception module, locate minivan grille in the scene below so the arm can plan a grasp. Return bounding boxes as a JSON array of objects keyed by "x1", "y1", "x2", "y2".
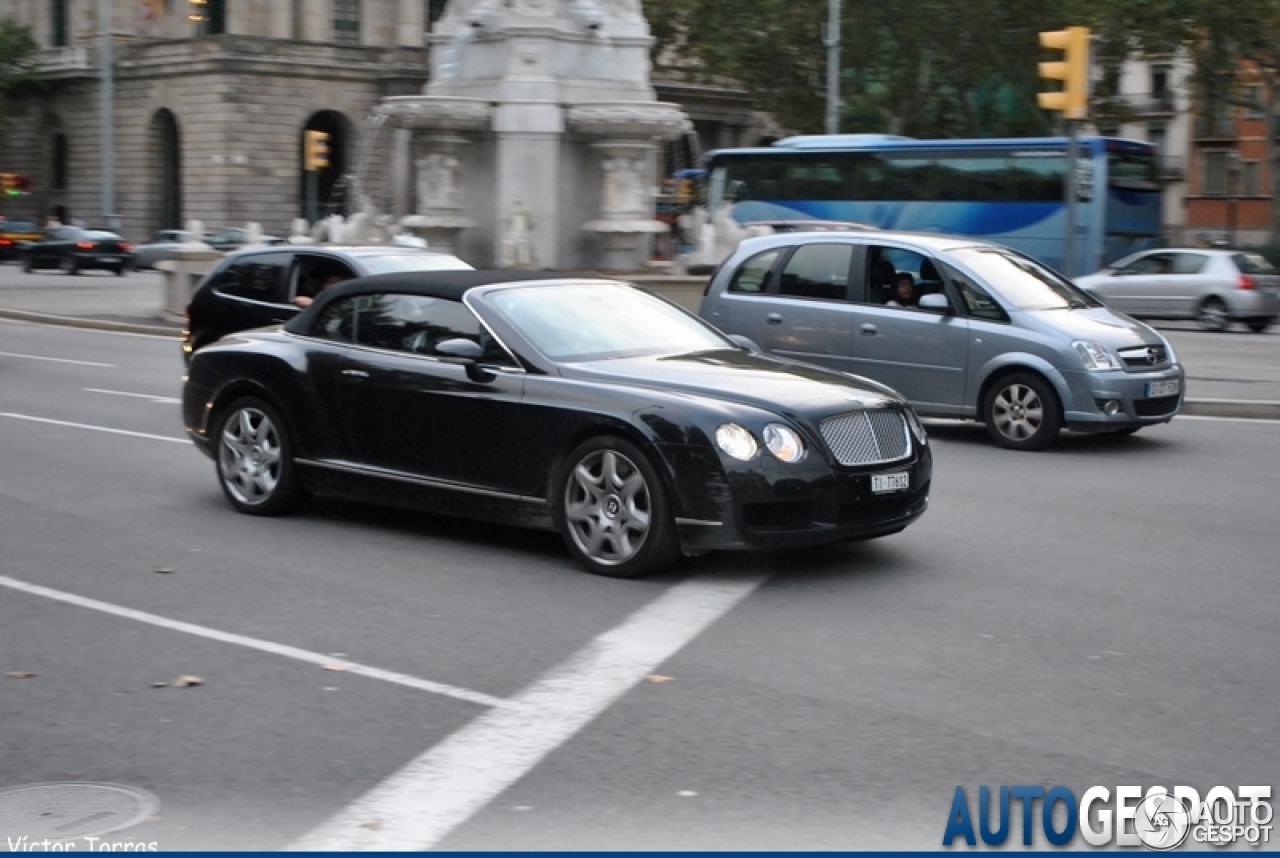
[
  {"x1": 1118, "y1": 344, "x2": 1169, "y2": 369},
  {"x1": 819, "y1": 410, "x2": 909, "y2": 466},
  {"x1": 1134, "y1": 394, "x2": 1180, "y2": 417}
]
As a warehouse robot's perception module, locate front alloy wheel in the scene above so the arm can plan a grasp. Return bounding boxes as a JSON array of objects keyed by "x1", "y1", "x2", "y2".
[
  {"x1": 214, "y1": 397, "x2": 306, "y2": 515},
  {"x1": 555, "y1": 436, "x2": 678, "y2": 578},
  {"x1": 984, "y1": 373, "x2": 1062, "y2": 451},
  {"x1": 1196, "y1": 297, "x2": 1230, "y2": 332}
]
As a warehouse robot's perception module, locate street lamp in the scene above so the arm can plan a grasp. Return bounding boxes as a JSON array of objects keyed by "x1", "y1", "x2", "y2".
[
  {"x1": 1227, "y1": 150, "x2": 1241, "y2": 248},
  {"x1": 824, "y1": 0, "x2": 842, "y2": 135}
]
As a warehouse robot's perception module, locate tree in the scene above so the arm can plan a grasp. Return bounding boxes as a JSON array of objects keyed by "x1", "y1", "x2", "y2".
[{"x1": 0, "y1": 17, "x2": 39, "y2": 143}]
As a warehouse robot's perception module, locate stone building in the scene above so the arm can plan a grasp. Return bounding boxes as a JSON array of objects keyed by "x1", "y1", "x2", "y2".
[{"x1": 0, "y1": 0, "x2": 765, "y2": 243}]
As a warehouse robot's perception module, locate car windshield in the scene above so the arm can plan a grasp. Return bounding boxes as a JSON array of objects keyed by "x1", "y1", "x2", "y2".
[
  {"x1": 949, "y1": 247, "x2": 1100, "y2": 311},
  {"x1": 357, "y1": 254, "x2": 474, "y2": 275},
  {"x1": 491, "y1": 282, "x2": 733, "y2": 361}
]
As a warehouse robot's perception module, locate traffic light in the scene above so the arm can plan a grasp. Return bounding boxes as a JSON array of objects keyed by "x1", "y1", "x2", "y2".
[
  {"x1": 1037, "y1": 26, "x2": 1090, "y2": 120},
  {"x1": 303, "y1": 129, "x2": 331, "y2": 172},
  {"x1": 0, "y1": 173, "x2": 13, "y2": 196}
]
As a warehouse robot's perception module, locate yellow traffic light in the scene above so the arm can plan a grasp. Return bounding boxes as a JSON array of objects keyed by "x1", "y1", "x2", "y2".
[
  {"x1": 303, "y1": 129, "x2": 331, "y2": 172},
  {"x1": 1037, "y1": 26, "x2": 1090, "y2": 120}
]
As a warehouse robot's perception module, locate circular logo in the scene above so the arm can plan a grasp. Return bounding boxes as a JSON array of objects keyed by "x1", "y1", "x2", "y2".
[{"x1": 1135, "y1": 791, "x2": 1192, "y2": 851}]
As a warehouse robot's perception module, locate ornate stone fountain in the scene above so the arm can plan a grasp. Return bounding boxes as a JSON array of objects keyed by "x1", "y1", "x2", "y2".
[{"x1": 376, "y1": 0, "x2": 689, "y2": 270}]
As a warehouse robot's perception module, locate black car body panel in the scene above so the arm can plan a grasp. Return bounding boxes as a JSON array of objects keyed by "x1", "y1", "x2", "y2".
[
  {"x1": 22, "y1": 226, "x2": 133, "y2": 273},
  {"x1": 184, "y1": 271, "x2": 931, "y2": 573}
]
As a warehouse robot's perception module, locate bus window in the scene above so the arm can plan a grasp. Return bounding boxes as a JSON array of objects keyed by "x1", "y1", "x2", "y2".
[
  {"x1": 934, "y1": 153, "x2": 1010, "y2": 202},
  {"x1": 1009, "y1": 152, "x2": 1066, "y2": 201}
]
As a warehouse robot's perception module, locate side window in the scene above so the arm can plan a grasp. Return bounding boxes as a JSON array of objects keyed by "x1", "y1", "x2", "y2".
[
  {"x1": 940, "y1": 261, "x2": 1009, "y2": 323},
  {"x1": 294, "y1": 255, "x2": 356, "y2": 302},
  {"x1": 342, "y1": 293, "x2": 517, "y2": 366},
  {"x1": 216, "y1": 252, "x2": 293, "y2": 304},
  {"x1": 1122, "y1": 253, "x2": 1173, "y2": 275},
  {"x1": 777, "y1": 243, "x2": 852, "y2": 300},
  {"x1": 315, "y1": 295, "x2": 365, "y2": 344},
  {"x1": 729, "y1": 248, "x2": 781, "y2": 294},
  {"x1": 1169, "y1": 253, "x2": 1207, "y2": 275},
  {"x1": 860, "y1": 246, "x2": 933, "y2": 308}
]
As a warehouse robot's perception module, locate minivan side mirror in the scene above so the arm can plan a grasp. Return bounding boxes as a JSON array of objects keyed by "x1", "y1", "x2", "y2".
[{"x1": 917, "y1": 292, "x2": 952, "y2": 313}]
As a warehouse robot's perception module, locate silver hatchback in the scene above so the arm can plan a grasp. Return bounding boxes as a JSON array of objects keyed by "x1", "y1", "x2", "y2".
[
  {"x1": 1074, "y1": 248, "x2": 1280, "y2": 333},
  {"x1": 699, "y1": 231, "x2": 1185, "y2": 451}
]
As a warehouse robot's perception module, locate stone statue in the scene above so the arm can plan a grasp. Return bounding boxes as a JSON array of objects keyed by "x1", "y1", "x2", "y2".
[
  {"x1": 602, "y1": 157, "x2": 645, "y2": 214},
  {"x1": 500, "y1": 199, "x2": 534, "y2": 269},
  {"x1": 416, "y1": 153, "x2": 463, "y2": 211}
]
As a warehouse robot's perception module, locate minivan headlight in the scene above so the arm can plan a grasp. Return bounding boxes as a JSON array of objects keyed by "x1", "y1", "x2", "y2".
[
  {"x1": 1073, "y1": 340, "x2": 1121, "y2": 371},
  {"x1": 715, "y1": 423, "x2": 758, "y2": 461},
  {"x1": 762, "y1": 423, "x2": 805, "y2": 463}
]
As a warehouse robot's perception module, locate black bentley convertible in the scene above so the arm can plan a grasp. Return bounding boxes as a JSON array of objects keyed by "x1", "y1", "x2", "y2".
[{"x1": 182, "y1": 270, "x2": 932, "y2": 577}]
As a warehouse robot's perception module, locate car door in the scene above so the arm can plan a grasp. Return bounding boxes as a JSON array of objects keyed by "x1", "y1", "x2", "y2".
[
  {"x1": 837, "y1": 247, "x2": 971, "y2": 412},
  {"x1": 712, "y1": 241, "x2": 861, "y2": 367},
  {"x1": 1100, "y1": 252, "x2": 1177, "y2": 316},
  {"x1": 329, "y1": 292, "x2": 531, "y2": 494},
  {"x1": 1162, "y1": 251, "x2": 1212, "y2": 317},
  {"x1": 207, "y1": 250, "x2": 299, "y2": 340}
]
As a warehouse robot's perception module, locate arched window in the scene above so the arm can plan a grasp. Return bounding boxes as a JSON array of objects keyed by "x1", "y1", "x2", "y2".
[{"x1": 52, "y1": 134, "x2": 68, "y2": 191}]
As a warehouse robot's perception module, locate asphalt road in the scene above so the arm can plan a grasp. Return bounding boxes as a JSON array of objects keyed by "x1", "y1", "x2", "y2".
[{"x1": 0, "y1": 319, "x2": 1278, "y2": 850}]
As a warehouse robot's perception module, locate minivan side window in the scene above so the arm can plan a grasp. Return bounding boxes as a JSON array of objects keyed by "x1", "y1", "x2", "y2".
[
  {"x1": 215, "y1": 252, "x2": 293, "y2": 304},
  {"x1": 777, "y1": 243, "x2": 853, "y2": 301},
  {"x1": 940, "y1": 261, "x2": 1010, "y2": 322},
  {"x1": 729, "y1": 249, "x2": 781, "y2": 294}
]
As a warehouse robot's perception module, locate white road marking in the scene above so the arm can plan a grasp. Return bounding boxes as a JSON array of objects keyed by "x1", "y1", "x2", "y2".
[
  {"x1": 0, "y1": 349, "x2": 115, "y2": 367},
  {"x1": 0, "y1": 575, "x2": 504, "y2": 708},
  {"x1": 288, "y1": 573, "x2": 768, "y2": 851},
  {"x1": 0, "y1": 412, "x2": 188, "y2": 444},
  {"x1": 83, "y1": 387, "x2": 182, "y2": 404}
]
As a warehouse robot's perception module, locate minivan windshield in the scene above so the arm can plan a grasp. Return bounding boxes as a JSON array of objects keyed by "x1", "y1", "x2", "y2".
[{"x1": 949, "y1": 247, "x2": 1102, "y2": 311}]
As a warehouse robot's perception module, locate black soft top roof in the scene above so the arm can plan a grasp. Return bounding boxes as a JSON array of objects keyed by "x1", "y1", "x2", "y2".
[{"x1": 284, "y1": 269, "x2": 627, "y2": 333}]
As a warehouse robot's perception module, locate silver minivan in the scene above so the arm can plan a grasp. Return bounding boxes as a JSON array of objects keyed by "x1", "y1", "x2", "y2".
[{"x1": 699, "y1": 231, "x2": 1185, "y2": 450}]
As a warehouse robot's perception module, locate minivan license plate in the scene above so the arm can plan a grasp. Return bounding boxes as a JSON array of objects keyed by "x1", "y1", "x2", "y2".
[
  {"x1": 1146, "y1": 380, "x2": 1180, "y2": 397},
  {"x1": 872, "y1": 472, "x2": 909, "y2": 493}
]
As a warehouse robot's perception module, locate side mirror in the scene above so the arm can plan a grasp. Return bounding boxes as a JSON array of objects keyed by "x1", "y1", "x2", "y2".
[
  {"x1": 727, "y1": 334, "x2": 763, "y2": 354},
  {"x1": 434, "y1": 337, "x2": 493, "y2": 383},
  {"x1": 917, "y1": 292, "x2": 952, "y2": 314}
]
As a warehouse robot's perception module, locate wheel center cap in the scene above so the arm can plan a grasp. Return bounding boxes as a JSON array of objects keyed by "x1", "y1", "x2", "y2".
[{"x1": 604, "y1": 496, "x2": 622, "y2": 518}]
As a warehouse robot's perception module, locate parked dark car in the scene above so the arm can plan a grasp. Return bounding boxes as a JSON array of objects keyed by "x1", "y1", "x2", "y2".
[
  {"x1": 0, "y1": 219, "x2": 42, "y2": 261},
  {"x1": 182, "y1": 271, "x2": 932, "y2": 578},
  {"x1": 21, "y1": 226, "x2": 134, "y2": 275},
  {"x1": 182, "y1": 244, "x2": 473, "y2": 363}
]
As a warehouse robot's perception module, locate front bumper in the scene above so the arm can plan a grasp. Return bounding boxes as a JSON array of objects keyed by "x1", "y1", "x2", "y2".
[
  {"x1": 1061, "y1": 365, "x2": 1186, "y2": 429},
  {"x1": 665, "y1": 442, "x2": 933, "y2": 553}
]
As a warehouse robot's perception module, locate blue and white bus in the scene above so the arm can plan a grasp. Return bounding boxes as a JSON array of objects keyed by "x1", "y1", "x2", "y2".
[{"x1": 702, "y1": 134, "x2": 1163, "y2": 276}]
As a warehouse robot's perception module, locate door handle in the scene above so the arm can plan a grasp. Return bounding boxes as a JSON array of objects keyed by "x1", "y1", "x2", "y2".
[
  {"x1": 860, "y1": 323, "x2": 879, "y2": 336},
  {"x1": 340, "y1": 369, "x2": 369, "y2": 379},
  {"x1": 766, "y1": 313, "x2": 783, "y2": 325}
]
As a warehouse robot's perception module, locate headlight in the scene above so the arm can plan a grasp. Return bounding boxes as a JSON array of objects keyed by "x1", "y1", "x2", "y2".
[
  {"x1": 715, "y1": 423, "x2": 758, "y2": 461},
  {"x1": 762, "y1": 423, "x2": 805, "y2": 463},
  {"x1": 905, "y1": 408, "x2": 928, "y2": 444},
  {"x1": 1161, "y1": 335, "x2": 1179, "y2": 366},
  {"x1": 1073, "y1": 340, "x2": 1121, "y2": 371}
]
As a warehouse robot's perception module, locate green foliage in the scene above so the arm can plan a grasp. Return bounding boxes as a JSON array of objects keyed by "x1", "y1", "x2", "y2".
[
  {"x1": 0, "y1": 17, "x2": 38, "y2": 95},
  {"x1": 642, "y1": 0, "x2": 1280, "y2": 140}
]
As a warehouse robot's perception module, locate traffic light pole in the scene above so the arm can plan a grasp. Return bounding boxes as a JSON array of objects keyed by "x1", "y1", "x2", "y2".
[
  {"x1": 306, "y1": 170, "x2": 318, "y2": 224},
  {"x1": 1065, "y1": 120, "x2": 1079, "y2": 278}
]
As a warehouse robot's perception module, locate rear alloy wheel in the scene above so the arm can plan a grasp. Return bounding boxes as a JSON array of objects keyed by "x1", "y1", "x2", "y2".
[
  {"x1": 1245, "y1": 318, "x2": 1273, "y2": 333},
  {"x1": 983, "y1": 372, "x2": 1062, "y2": 451},
  {"x1": 1196, "y1": 297, "x2": 1229, "y2": 332},
  {"x1": 554, "y1": 436, "x2": 678, "y2": 578},
  {"x1": 213, "y1": 397, "x2": 306, "y2": 516}
]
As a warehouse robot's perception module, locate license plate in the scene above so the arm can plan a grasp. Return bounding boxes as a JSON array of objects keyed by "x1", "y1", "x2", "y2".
[
  {"x1": 98, "y1": 256, "x2": 120, "y2": 263},
  {"x1": 872, "y1": 472, "x2": 910, "y2": 494},
  {"x1": 1146, "y1": 379, "x2": 1180, "y2": 397}
]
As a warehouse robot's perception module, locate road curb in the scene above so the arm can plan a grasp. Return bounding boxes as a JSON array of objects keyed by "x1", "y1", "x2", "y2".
[
  {"x1": 4, "y1": 306, "x2": 1278, "y2": 421},
  {"x1": 0, "y1": 308, "x2": 182, "y2": 337}
]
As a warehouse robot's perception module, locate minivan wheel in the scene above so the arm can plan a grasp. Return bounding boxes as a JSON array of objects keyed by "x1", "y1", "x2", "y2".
[
  {"x1": 553, "y1": 436, "x2": 679, "y2": 578},
  {"x1": 983, "y1": 373, "x2": 1062, "y2": 451},
  {"x1": 1196, "y1": 297, "x2": 1229, "y2": 332},
  {"x1": 213, "y1": 397, "x2": 307, "y2": 516}
]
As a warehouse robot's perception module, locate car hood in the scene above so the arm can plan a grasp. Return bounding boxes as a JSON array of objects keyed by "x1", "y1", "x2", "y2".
[
  {"x1": 561, "y1": 349, "x2": 907, "y2": 416},
  {"x1": 1017, "y1": 306, "x2": 1165, "y2": 348}
]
